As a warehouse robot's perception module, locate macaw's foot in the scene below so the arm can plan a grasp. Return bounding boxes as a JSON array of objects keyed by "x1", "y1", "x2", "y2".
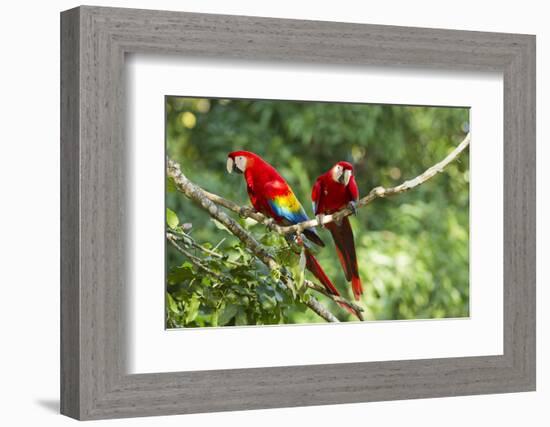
[{"x1": 348, "y1": 201, "x2": 358, "y2": 216}]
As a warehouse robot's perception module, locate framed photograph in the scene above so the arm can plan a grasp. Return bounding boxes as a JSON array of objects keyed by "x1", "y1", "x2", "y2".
[{"x1": 61, "y1": 6, "x2": 536, "y2": 420}]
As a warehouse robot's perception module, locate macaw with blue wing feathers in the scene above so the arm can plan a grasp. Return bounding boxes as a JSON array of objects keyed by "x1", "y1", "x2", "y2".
[{"x1": 226, "y1": 150, "x2": 359, "y2": 317}]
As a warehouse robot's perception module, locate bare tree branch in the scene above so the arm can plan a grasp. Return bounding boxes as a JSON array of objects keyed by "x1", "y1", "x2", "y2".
[{"x1": 167, "y1": 158, "x2": 340, "y2": 322}]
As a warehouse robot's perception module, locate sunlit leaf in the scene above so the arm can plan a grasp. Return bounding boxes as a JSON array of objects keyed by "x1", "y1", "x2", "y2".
[
  {"x1": 211, "y1": 218, "x2": 231, "y2": 234},
  {"x1": 166, "y1": 208, "x2": 179, "y2": 229},
  {"x1": 185, "y1": 295, "x2": 201, "y2": 323},
  {"x1": 166, "y1": 292, "x2": 178, "y2": 314}
]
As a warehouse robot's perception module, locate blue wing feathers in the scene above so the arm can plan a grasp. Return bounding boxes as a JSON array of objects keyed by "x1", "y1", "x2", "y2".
[{"x1": 267, "y1": 199, "x2": 309, "y2": 225}]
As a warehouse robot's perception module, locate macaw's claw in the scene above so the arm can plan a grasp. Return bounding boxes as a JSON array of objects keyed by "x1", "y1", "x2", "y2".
[{"x1": 348, "y1": 201, "x2": 358, "y2": 216}]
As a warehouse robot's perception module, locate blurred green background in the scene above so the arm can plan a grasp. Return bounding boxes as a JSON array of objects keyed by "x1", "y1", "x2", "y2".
[{"x1": 165, "y1": 96, "x2": 469, "y2": 328}]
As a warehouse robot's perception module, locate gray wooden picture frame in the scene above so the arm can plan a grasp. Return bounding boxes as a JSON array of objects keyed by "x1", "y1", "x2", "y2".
[{"x1": 60, "y1": 5, "x2": 536, "y2": 420}]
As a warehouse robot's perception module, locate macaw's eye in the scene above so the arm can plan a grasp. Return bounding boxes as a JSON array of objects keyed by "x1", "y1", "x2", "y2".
[{"x1": 234, "y1": 156, "x2": 247, "y2": 173}]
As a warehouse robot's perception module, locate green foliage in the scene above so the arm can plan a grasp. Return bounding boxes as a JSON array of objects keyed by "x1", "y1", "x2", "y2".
[
  {"x1": 166, "y1": 208, "x2": 179, "y2": 230},
  {"x1": 165, "y1": 228, "x2": 306, "y2": 328},
  {"x1": 166, "y1": 97, "x2": 469, "y2": 327}
]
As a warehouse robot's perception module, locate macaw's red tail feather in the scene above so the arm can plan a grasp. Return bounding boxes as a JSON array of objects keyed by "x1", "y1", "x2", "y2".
[
  {"x1": 326, "y1": 217, "x2": 363, "y2": 301},
  {"x1": 304, "y1": 249, "x2": 339, "y2": 296},
  {"x1": 352, "y1": 276, "x2": 363, "y2": 301},
  {"x1": 304, "y1": 249, "x2": 361, "y2": 319}
]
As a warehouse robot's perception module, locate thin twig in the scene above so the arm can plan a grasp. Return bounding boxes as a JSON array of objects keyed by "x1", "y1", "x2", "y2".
[
  {"x1": 304, "y1": 280, "x2": 364, "y2": 321},
  {"x1": 166, "y1": 233, "x2": 226, "y2": 281},
  {"x1": 167, "y1": 229, "x2": 245, "y2": 267}
]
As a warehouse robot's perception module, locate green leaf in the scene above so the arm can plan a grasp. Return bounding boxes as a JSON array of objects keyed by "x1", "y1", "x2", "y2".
[
  {"x1": 167, "y1": 264, "x2": 194, "y2": 285},
  {"x1": 166, "y1": 208, "x2": 179, "y2": 229},
  {"x1": 295, "y1": 249, "x2": 306, "y2": 291},
  {"x1": 166, "y1": 292, "x2": 178, "y2": 313},
  {"x1": 285, "y1": 275, "x2": 296, "y2": 299},
  {"x1": 235, "y1": 309, "x2": 248, "y2": 326},
  {"x1": 200, "y1": 276, "x2": 213, "y2": 287},
  {"x1": 210, "y1": 218, "x2": 231, "y2": 234},
  {"x1": 219, "y1": 304, "x2": 239, "y2": 326},
  {"x1": 259, "y1": 293, "x2": 276, "y2": 310},
  {"x1": 270, "y1": 269, "x2": 281, "y2": 282},
  {"x1": 166, "y1": 176, "x2": 177, "y2": 193},
  {"x1": 274, "y1": 289, "x2": 284, "y2": 303},
  {"x1": 211, "y1": 310, "x2": 219, "y2": 327},
  {"x1": 275, "y1": 246, "x2": 298, "y2": 268},
  {"x1": 185, "y1": 294, "x2": 201, "y2": 323}
]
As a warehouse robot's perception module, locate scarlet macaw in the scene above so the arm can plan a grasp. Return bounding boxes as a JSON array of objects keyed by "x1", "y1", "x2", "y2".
[
  {"x1": 312, "y1": 161, "x2": 363, "y2": 300},
  {"x1": 226, "y1": 151, "x2": 354, "y2": 310}
]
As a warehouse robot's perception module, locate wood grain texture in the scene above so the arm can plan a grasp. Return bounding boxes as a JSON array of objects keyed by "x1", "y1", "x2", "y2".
[
  {"x1": 60, "y1": 5, "x2": 536, "y2": 420},
  {"x1": 60, "y1": 7, "x2": 81, "y2": 419}
]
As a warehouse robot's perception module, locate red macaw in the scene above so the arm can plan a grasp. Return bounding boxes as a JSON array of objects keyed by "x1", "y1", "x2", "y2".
[
  {"x1": 226, "y1": 151, "x2": 358, "y2": 316},
  {"x1": 312, "y1": 161, "x2": 363, "y2": 300}
]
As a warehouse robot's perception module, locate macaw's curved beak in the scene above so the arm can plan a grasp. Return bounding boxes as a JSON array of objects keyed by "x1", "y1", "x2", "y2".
[
  {"x1": 226, "y1": 157, "x2": 235, "y2": 174},
  {"x1": 343, "y1": 169, "x2": 352, "y2": 186}
]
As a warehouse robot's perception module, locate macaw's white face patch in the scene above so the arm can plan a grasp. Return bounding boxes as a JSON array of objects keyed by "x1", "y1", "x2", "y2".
[
  {"x1": 331, "y1": 164, "x2": 352, "y2": 185},
  {"x1": 226, "y1": 155, "x2": 247, "y2": 174},
  {"x1": 331, "y1": 164, "x2": 344, "y2": 183},
  {"x1": 234, "y1": 155, "x2": 247, "y2": 173}
]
